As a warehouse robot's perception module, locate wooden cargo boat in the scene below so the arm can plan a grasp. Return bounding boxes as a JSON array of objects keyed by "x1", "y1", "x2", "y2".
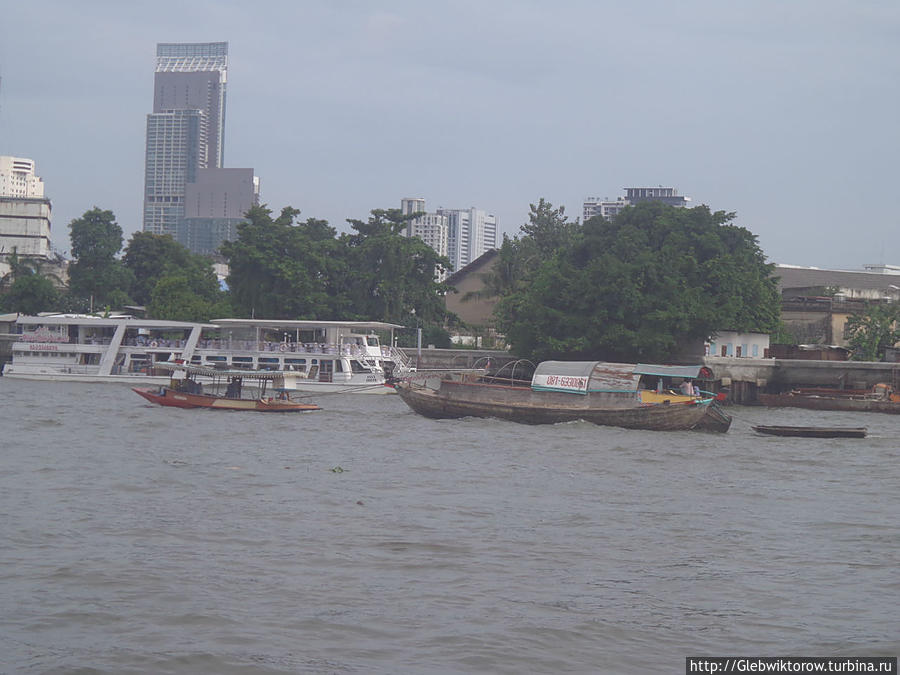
[
  {"x1": 132, "y1": 361, "x2": 321, "y2": 413},
  {"x1": 759, "y1": 383, "x2": 900, "y2": 414},
  {"x1": 394, "y1": 360, "x2": 731, "y2": 432},
  {"x1": 752, "y1": 425, "x2": 867, "y2": 438}
]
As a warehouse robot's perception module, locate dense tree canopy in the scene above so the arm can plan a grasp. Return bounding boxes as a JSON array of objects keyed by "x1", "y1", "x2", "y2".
[
  {"x1": 222, "y1": 205, "x2": 452, "y2": 337},
  {"x1": 221, "y1": 205, "x2": 349, "y2": 319},
  {"x1": 0, "y1": 252, "x2": 59, "y2": 314},
  {"x1": 122, "y1": 231, "x2": 227, "y2": 320},
  {"x1": 844, "y1": 303, "x2": 900, "y2": 361},
  {"x1": 342, "y1": 208, "x2": 452, "y2": 325},
  {"x1": 495, "y1": 201, "x2": 781, "y2": 362},
  {"x1": 67, "y1": 208, "x2": 134, "y2": 309}
]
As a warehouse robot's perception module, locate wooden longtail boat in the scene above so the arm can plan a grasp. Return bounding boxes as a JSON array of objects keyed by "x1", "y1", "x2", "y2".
[
  {"x1": 132, "y1": 361, "x2": 321, "y2": 413},
  {"x1": 752, "y1": 425, "x2": 867, "y2": 439},
  {"x1": 394, "y1": 360, "x2": 731, "y2": 432}
]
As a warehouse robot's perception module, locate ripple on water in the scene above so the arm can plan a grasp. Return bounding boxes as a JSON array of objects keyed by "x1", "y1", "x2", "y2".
[{"x1": 1, "y1": 385, "x2": 899, "y2": 673}]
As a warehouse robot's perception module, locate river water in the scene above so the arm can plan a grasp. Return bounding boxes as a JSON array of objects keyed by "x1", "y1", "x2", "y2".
[{"x1": 1, "y1": 378, "x2": 897, "y2": 674}]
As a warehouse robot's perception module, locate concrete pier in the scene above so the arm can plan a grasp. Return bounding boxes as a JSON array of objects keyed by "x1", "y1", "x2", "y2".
[{"x1": 701, "y1": 356, "x2": 900, "y2": 403}]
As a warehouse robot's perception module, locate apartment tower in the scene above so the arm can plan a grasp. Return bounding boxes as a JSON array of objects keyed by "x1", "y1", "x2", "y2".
[{"x1": 142, "y1": 42, "x2": 228, "y2": 237}]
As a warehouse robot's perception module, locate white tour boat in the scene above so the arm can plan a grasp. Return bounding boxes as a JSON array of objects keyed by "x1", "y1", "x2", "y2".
[{"x1": 2, "y1": 314, "x2": 412, "y2": 393}]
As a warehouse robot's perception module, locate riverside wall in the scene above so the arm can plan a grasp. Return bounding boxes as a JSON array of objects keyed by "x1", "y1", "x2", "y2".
[{"x1": 700, "y1": 356, "x2": 900, "y2": 404}]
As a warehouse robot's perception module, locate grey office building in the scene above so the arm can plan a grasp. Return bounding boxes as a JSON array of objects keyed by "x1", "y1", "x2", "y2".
[
  {"x1": 179, "y1": 168, "x2": 259, "y2": 255},
  {"x1": 142, "y1": 42, "x2": 228, "y2": 237}
]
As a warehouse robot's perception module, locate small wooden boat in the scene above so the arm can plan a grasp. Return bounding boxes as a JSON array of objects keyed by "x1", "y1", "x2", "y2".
[
  {"x1": 752, "y1": 425, "x2": 867, "y2": 438},
  {"x1": 132, "y1": 361, "x2": 321, "y2": 413},
  {"x1": 394, "y1": 360, "x2": 731, "y2": 432}
]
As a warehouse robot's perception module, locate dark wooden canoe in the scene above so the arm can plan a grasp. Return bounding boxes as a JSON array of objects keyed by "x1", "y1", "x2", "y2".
[
  {"x1": 394, "y1": 380, "x2": 725, "y2": 431},
  {"x1": 752, "y1": 425, "x2": 867, "y2": 438}
]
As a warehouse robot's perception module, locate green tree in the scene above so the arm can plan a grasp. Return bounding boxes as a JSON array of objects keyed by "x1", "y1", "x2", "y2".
[
  {"x1": 222, "y1": 205, "x2": 350, "y2": 319},
  {"x1": 461, "y1": 199, "x2": 575, "y2": 305},
  {"x1": 0, "y1": 247, "x2": 65, "y2": 314},
  {"x1": 845, "y1": 302, "x2": 900, "y2": 362},
  {"x1": 146, "y1": 274, "x2": 231, "y2": 322},
  {"x1": 122, "y1": 231, "x2": 225, "y2": 319},
  {"x1": 67, "y1": 208, "x2": 134, "y2": 308},
  {"x1": 342, "y1": 208, "x2": 452, "y2": 326},
  {"x1": 1, "y1": 273, "x2": 59, "y2": 314},
  {"x1": 496, "y1": 201, "x2": 780, "y2": 362}
]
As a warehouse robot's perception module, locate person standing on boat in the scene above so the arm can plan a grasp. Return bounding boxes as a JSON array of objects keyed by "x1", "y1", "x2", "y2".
[{"x1": 680, "y1": 379, "x2": 696, "y2": 397}]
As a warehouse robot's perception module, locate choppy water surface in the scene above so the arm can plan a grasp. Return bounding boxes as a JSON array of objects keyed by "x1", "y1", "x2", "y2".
[{"x1": 1, "y1": 378, "x2": 898, "y2": 674}]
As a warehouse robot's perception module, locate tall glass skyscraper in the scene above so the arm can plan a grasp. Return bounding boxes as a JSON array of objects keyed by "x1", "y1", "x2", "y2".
[{"x1": 142, "y1": 42, "x2": 228, "y2": 236}]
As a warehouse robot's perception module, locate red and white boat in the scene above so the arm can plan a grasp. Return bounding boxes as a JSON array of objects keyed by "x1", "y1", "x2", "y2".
[{"x1": 132, "y1": 361, "x2": 321, "y2": 413}]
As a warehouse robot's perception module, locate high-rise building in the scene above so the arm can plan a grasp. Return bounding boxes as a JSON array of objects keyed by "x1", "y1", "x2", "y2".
[
  {"x1": 582, "y1": 196, "x2": 629, "y2": 223},
  {"x1": 400, "y1": 199, "x2": 498, "y2": 273},
  {"x1": 179, "y1": 168, "x2": 259, "y2": 255},
  {"x1": 142, "y1": 42, "x2": 228, "y2": 237},
  {"x1": 0, "y1": 156, "x2": 52, "y2": 259},
  {"x1": 402, "y1": 197, "x2": 449, "y2": 260},
  {"x1": 0, "y1": 156, "x2": 45, "y2": 198},
  {"x1": 624, "y1": 186, "x2": 690, "y2": 207},
  {"x1": 438, "y1": 207, "x2": 499, "y2": 272},
  {"x1": 583, "y1": 186, "x2": 691, "y2": 222}
]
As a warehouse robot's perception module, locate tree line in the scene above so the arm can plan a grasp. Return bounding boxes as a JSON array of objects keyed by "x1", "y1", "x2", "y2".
[
  {"x1": 2, "y1": 198, "x2": 895, "y2": 361},
  {"x1": 0, "y1": 204, "x2": 454, "y2": 346}
]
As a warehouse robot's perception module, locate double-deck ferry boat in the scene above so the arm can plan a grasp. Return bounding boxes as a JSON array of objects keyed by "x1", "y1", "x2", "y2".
[{"x1": 2, "y1": 314, "x2": 412, "y2": 393}]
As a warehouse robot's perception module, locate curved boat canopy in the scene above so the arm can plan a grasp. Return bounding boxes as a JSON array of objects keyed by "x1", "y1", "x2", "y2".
[
  {"x1": 633, "y1": 364, "x2": 714, "y2": 380},
  {"x1": 155, "y1": 360, "x2": 287, "y2": 380},
  {"x1": 531, "y1": 361, "x2": 640, "y2": 394}
]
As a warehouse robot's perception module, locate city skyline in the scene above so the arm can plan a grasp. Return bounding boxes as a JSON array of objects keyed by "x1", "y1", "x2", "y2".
[{"x1": 1, "y1": 1, "x2": 898, "y2": 270}]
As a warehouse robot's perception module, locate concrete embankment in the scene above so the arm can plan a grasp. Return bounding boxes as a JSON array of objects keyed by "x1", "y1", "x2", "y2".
[{"x1": 700, "y1": 356, "x2": 900, "y2": 404}]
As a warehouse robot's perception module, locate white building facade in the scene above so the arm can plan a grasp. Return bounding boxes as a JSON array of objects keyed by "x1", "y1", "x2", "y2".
[
  {"x1": 0, "y1": 156, "x2": 52, "y2": 260},
  {"x1": 438, "y1": 207, "x2": 499, "y2": 272},
  {"x1": 0, "y1": 157, "x2": 45, "y2": 198},
  {"x1": 400, "y1": 199, "x2": 499, "y2": 273},
  {"x1": 583, "y1": 187, "x2": 691, "y2": 222}
]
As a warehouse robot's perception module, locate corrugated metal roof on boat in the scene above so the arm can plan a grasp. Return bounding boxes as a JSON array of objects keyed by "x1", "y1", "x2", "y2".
[
  {"x1": 633, "y1": 364, "x2": 712, "y2": 379},
  {"x1": 532, "y1": 361, "x2": 640, "y2": 393}
]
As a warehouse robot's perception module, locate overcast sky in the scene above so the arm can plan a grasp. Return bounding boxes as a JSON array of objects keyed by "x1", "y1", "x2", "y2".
[{"x1": 1, "y1": 0, "x2": 898, "y2": 270}]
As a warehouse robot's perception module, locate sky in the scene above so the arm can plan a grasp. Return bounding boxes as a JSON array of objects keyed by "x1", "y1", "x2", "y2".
[{"x1": 1, "y1": 0, "x2": 898, "y2": 270}]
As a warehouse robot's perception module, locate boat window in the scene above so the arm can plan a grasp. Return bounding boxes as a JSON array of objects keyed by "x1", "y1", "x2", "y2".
[
  {"x1": 206, "y1": 355, "x2": 227, "y2": 362},
  {"x1": 232, "y1": 357, "x2": 253, "y2": 369},
  {"x1": 335, "y1": 360, "x2": 345, "y2": 372},
  {"x1": 350, "y1": 360, "x2": 372, "y2": 373},
  {"x1": 284, "y1": 358, "x2": 306, "y2": 365},
  {"x1": 366, "y1": 336, "x2": 379, "y2": 347},
  {"x1": 259, "y1": 357, "x2": 280, "y2": 370}
]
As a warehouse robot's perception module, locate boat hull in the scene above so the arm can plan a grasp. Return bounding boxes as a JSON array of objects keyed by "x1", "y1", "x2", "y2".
[
  {"x1": 759, "y1": 392, "x2": 900, "y2": 414},
  {"x1": 394, "y1": 381, "x2": 724, "y2": 431},
  {"x1": 753, "y1": 425, "x2": 867, "y2": 438},
  {"x1": 132, "y1": 387, "x2": 320, "y2": 412}
]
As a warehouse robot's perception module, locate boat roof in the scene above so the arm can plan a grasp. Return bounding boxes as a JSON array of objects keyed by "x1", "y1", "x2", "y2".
[
  {"x1": 532, "y1": 361, "x2": 640, "y2": 393},
  {"x1": 15, "y1": 314, "x2": 215, "y2": 329},
  {"x1": 155, "y1": 360, "x2": 287, "y2": 380},
  {"x1": 210, "y1": 319, "x2": 404, "y2": 331},
  {"x1": 633, "y1": 364, "x2": 714, "y2": 379}
]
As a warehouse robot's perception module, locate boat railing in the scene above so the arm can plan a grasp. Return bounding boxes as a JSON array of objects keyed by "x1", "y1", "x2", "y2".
[
  {"x1": 475, "y1": 358, "x2": 536, "y2": 386},
  {"x1": 122, "y1": 338, "x2": 188, "y2": 348},
  {"x1": 195, "y1": 339, "x2": 371, "y2": 356},
  {"x1": 383, "y1": 345, "x2": 413, "y2": 370}
]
